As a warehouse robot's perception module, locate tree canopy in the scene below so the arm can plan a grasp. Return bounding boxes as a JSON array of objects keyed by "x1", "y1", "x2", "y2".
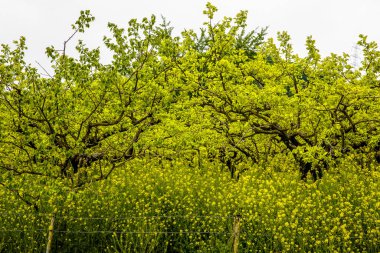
[{"x1": 1, "y1": 3, "x2": 380, "y2": 210}]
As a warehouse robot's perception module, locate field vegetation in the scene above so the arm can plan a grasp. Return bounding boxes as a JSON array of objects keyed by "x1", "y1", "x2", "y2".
[{"x1": 0, "y1": 3, "x2": 379, "y2": 252}]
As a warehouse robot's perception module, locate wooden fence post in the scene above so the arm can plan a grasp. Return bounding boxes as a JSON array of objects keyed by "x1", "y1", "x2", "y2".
[
  {"x1": 233, "y1": 214, "x2": 241, "y2": 253},
  {"x1": 46, "y1": 214, "x2": 55, "y2": 253}
]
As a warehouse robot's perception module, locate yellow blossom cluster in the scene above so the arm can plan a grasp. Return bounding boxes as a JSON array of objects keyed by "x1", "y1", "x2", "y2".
[{"x1": 0, "y1": 161, "x2": 379, "y2": 252}]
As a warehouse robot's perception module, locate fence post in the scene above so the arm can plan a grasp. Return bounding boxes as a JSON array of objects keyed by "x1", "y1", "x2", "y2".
[
  {"x1": 232, "y1": 214, "x2": 241, "y2": 253},
  {"x1": 46, "y1": 214, "x2": 55, "y2": 253}
]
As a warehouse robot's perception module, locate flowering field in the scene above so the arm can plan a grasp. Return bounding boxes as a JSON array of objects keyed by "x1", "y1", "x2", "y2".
[
  {"x1": 1, "y1": 159, "x2": 379, "y2": 252},
  {"x1": 1, "y1": 3, "x2": 380, "y2": 252}
]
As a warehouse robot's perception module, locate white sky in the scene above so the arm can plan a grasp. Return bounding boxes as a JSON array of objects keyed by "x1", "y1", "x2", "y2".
[{"x1": 1, "y1": 0, "x2": 379, "y2": 71}]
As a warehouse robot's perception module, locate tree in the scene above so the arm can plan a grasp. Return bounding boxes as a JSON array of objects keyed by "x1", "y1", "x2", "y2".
[
  {"x1": 0, "y1": 11, "x2": 177, "y2": 211},
  {"x1": 171, "y1": 3, "x2": 380, "y2": 180}
]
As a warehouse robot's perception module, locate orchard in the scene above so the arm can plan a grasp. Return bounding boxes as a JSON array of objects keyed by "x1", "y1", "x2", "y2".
[{"x1": 0, "y1": 3, "x2": 379, "y2": 252}]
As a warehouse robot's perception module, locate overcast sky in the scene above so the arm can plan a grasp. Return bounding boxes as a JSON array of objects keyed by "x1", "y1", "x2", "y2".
[{"x1": 1, "y1": 0, "x2": 379, "y2": 71}]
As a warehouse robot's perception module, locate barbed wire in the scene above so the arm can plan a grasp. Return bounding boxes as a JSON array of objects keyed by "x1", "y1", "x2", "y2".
[
  {"x1": 1, "y1": 212, "x2": 379, "y2": 225},
  {"x1": 56, "y1": 230, "x2": 231, "y2": 235},
  {"x1": 0, "y1": 229, "x2": 46, "y2": 233},
  {"x1": 0, "y1": 213, "x2": 236, "y2": 219},
  {"x1": 62, "y1": 215, "x2": 235, "y2": 220},
  {"x1": 1, "y1": 216, "x2": 378, "y2": 233},
  {"x1": 0, "y1": 229, "x2": 231, "y2": 235},
  {"x1": 0, "y1": 229, "x2": 377, "y2": 243}
]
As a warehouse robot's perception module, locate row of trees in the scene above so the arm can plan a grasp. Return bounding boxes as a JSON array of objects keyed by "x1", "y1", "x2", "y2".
[{"x1": 1, "y1": 4, "x2": 380, "y2": 210}]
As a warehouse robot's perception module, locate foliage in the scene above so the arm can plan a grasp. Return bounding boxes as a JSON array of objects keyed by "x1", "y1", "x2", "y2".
[
  {"x1": 172, "y1": 6, "x2": 380, "y2": 180},
  {"x1": 0, "y1": 11, "x2": 169, "y2": 203},
  {"x1": 1, "y1": 2, "x2": 380, "y2": 252}
]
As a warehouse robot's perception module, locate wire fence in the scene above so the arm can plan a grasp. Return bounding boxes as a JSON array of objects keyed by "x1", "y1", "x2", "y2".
[
  {"x1": 1, "y1": 213, "x2": 379, "y2": 229},
  {"x1": 1, "y1": 213, "x2": 379, "y2": 252},
  {"x1": 2, "y1": 212, "x2": 379, "y2": 224}
]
